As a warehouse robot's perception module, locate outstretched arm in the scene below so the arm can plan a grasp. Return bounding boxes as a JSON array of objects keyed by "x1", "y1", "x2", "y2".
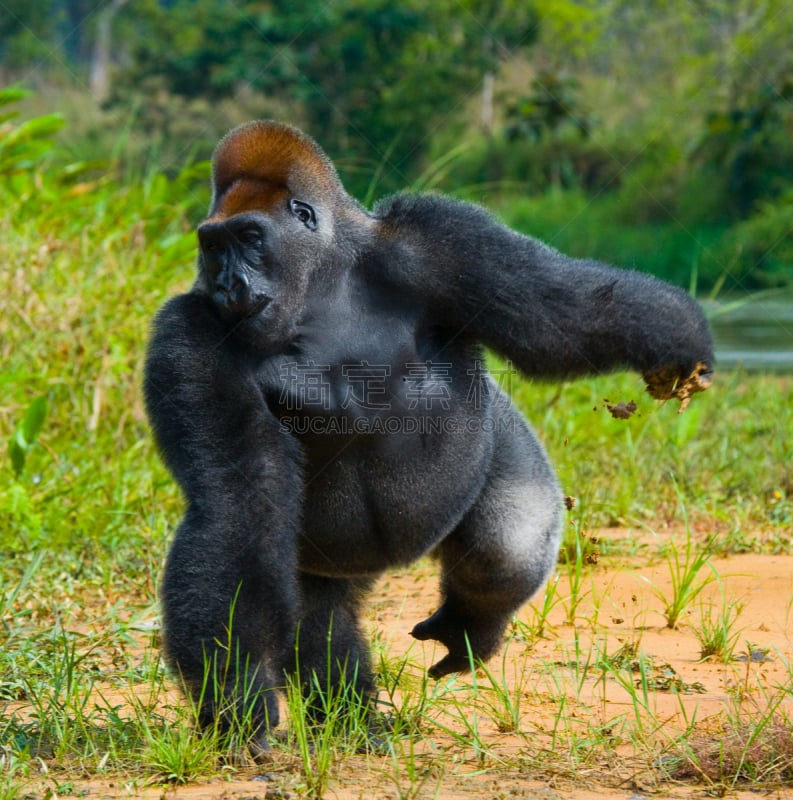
[
  {"x1": 144, "y1": 293, "x2": 303, "y2": 748},
  {"x1": 378, "y1": 194, "x2": 713, "y2": 405}
]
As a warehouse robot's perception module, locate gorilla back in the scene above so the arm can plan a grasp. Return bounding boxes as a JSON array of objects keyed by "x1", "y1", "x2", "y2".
[{"x1": 143, "y1": 120, "x2": 714, "y2": 752}]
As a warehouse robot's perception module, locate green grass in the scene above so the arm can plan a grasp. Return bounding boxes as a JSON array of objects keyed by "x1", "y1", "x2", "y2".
[
  {"x1": 692, "y1": 594, "x2": 745, "y2": 662},
  {"x1": 2, "y1": 101, "x2": 793, "y2": 798},
  {"x1": 488, "y1": 188, "x2": 730, "y2": 289},
  {"x1": 639, "y1": 503, "x2": 719, "y2": 630}
]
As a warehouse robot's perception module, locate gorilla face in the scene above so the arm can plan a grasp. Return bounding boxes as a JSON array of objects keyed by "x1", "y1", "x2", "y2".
[
  {"x1": 195, "y1": 195, "x2": 325, "y2": 346},
  {"x1": 198, "y1": 212, "x2": 276, "y2": 319}
]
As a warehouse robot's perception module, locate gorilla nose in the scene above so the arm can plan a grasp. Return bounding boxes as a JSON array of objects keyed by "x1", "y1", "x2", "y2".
[
  {"x1": 212, "y1": 269, "x2": 270, "y2": 317},
  {"x1": 214, "y1": 269, "x2": 251, "y2": 314}
]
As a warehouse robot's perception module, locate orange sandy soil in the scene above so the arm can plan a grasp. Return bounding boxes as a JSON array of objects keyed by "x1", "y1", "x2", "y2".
[{"x1": 19, "y1": 527, "x2": 793, "y2": 800}]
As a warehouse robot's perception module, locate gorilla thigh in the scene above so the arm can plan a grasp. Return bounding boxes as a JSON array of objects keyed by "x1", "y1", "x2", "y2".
[{"x1": 412, "y1": 399, "x2": 563, "y2": 677}]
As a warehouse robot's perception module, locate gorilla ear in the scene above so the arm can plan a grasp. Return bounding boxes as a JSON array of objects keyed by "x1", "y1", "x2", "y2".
[{"x1": 289, "y1": 199, "x2": 318, "y2": 231}]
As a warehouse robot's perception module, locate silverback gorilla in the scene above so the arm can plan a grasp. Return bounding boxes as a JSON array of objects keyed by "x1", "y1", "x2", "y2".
[{"x1": 144, "y1": 121, "x2": 713, "y2": 752}]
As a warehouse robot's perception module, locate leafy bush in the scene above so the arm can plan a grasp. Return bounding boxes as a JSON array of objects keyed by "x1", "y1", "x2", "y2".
[
  {"x1": 448, "y1": 134, "x2": 632, "y2": 196},
  {"x1": 723, "y1": 190, "x2": 793, "y2": 287},
  {"x1": 0, "y1": 86, "x2": 64, "y2": 175},
  {"x1": 693, "y1": 79, "x2": 793, "y2": 217}
]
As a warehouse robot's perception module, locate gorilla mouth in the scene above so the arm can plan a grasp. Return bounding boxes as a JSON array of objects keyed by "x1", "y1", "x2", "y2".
[
  {"x1": 245, "y1": 294, "x2": 272, "y2": 318},
  {"x1": 213, "y1": 292, "x2": 272, "y2": 320}
]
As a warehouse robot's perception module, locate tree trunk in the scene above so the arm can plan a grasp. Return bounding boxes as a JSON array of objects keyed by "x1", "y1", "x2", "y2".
[
  {"x1": 481, "y1": 71, "x2": 495, "y2": 135},
  {"x1": 90, "y1": 0, "x2": 129, "y2": 102}
]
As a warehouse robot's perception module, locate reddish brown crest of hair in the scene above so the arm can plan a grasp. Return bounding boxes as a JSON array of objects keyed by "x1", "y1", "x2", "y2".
[
  {"x1": 207, "y1": 180, "x2": 288, "y2": 222},
  {"x1": 208, "y1": 121, "x2": 340, "y2": 220}
]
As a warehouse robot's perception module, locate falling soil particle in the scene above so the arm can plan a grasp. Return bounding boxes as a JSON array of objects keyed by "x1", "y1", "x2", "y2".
[{"x1": 605, "y1": 399, "x2": 637, "y2": 419}]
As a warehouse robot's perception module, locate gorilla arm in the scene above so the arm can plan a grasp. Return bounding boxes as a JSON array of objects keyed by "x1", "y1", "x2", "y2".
[
  {"x1": 143, "y1": 293, "x2": 303, "y2": 743},
  {"x1": 378, "y1": 194, "x2": 714, "y2": 406}
]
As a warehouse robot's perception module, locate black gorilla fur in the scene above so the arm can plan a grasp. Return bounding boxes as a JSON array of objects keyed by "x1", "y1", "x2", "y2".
[{"x1": 144, "y1": 121, "x2": 713, "y2": 750}]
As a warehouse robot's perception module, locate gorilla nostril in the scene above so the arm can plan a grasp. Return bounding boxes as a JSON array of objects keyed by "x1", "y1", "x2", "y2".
[
  {"x1": 214, "y1": 269, "x2": 249, "y2": 299},
  {"x1": 211, "y1": 268, "x2": 260, "y2": 317}
]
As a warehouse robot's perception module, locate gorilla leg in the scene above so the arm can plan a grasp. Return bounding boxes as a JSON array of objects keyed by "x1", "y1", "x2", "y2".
[
  {"x1": 412, "y1": 406, "x2": 563, "y2": 678},
  {"x1": 292, "y1": 573, "x2": 376, "y2": 714},
  {"x1": 144, "y1": 294, "x2": 303, "y2": 744}
]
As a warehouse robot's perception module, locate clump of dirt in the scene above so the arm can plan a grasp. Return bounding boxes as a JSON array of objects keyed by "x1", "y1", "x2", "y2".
[
  {"x1": 643, "y1": 360, "x2": 713, "y2": 412},
  {"x1": 605, "y1": 399, "x2": 637, "y2": 419}
]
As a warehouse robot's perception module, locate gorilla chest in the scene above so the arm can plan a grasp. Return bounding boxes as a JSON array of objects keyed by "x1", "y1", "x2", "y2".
[{"x1": 268, "y1": 307, "x2": 478, "y2": 429}]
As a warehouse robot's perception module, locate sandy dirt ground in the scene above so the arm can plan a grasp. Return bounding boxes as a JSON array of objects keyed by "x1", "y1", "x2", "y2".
[{"x1": 20, "y1": 527, "x2": 793, "y2": 800}]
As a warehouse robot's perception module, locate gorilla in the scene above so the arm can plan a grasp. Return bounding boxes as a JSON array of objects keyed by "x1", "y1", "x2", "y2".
[{"x1": 144, "y1": 121, "x2": 713, "y2": 751}]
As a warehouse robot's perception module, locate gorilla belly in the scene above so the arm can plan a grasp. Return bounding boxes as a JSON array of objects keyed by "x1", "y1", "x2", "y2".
[{"x1": 297, "y1": 428, "x2": 492, "y2": 577}]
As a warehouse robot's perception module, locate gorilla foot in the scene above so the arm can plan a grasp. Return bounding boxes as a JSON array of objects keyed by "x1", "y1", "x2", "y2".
[
  {"x1": 220, "y1": 732, "x2": 271, "y2": 767},
  {"x1": 411, "y1": 604, "x2": 505, "y2": 679},
  {"x1": 425, "y1": 652, "x2": 473, "y2": 679},
  {"x1": 248, "y1": 733, "x2": 272, "y2": 765}
]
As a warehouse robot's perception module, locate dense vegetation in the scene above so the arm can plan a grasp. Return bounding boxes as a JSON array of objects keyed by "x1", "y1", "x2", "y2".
[{"x1": 3, "y1": 0, "x2": 793, "y2": 290}]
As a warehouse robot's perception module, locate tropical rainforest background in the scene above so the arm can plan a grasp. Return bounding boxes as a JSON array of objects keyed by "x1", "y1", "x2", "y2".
[{"x1": 3, "y1": 0, "x2": 793, "y2": 292}]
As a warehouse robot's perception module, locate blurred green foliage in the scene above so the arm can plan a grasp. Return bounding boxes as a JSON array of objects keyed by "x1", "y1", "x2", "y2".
[
  {"x1": 0, "y1": 88, "x2": 64, "y2": 174},
  {"x1": 0, "y1": 94, "x2": 196, "y2": 556},
  {"x1": 504, "y1": 71, "x2": 592, "y2": 143},
  {"x1": 102, "y1": 0, "x2": 538, "y2": 196},
  {"x1": 8, "y1": 397, "x2": 48, "y2": 479},
  {"x1": 2, "y1": 0, "x2": 793, "y2": 289}
]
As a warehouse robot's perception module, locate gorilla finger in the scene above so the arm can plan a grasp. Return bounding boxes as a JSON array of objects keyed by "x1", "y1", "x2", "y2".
[{"x1": 248, "y1": 734, "x2": 272, "y2": 765}]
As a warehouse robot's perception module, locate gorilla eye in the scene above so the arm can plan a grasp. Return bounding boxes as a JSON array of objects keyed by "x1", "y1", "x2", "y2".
[
  {"x1": 238, "y1": 228, "x2": 263, "y2": 247},
  {"x1": 289, "y1": 199, "x2": 318, "y2": 231}
]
